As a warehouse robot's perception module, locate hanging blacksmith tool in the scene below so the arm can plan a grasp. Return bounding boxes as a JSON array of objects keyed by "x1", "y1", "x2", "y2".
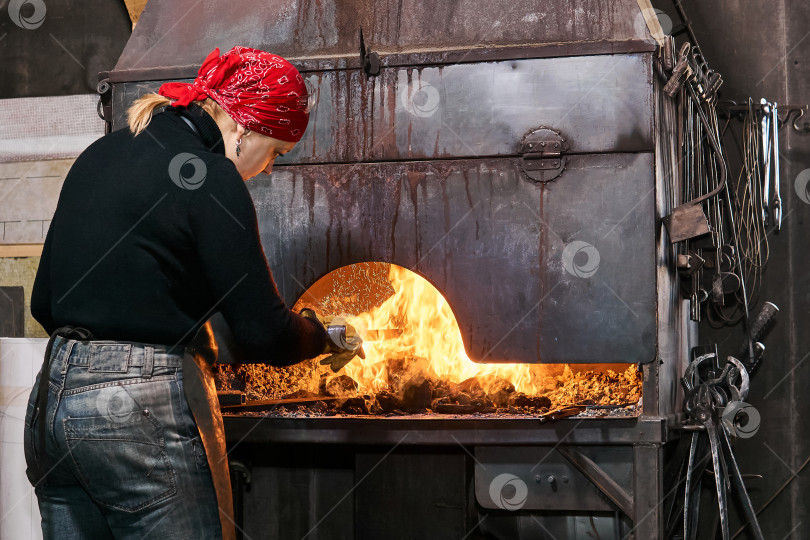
[
  {"x1": 770, "y1": 102, "x2": 782, "y2": 230},
  {"x1": 681, "y1": 352, "x2": 765, "y2": 540},
  {"x1": 734, "y1": 301, "x2": 779, "y2": 371},
  {"x1": 760, "y1": 99, "x2": 772, "y2": 227},
  {"x1": 664, "y1": 42, "x2": 694, "y2": 98},
  {"x1": 662, "y1": 91, "x2": 726, "y2": 243}
]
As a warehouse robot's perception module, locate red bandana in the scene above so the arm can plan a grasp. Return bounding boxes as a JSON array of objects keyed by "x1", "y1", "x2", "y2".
[{"x1": 158, "y1": 46, "x2": 309, "y2": 142}]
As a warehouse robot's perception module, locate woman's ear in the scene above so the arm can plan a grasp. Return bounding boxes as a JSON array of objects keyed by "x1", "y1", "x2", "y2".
[{"x1": 235, "y1": 123, "x2": 249, "y2": 138}]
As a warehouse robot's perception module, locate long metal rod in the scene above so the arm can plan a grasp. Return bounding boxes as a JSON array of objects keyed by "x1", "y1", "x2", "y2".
[
  {"x1": 684, "y1": 83, "x2": 727, "y2": 205},
  {"x1": 684, "y1": 432, "x2": 702, "y2": 540},
  {"x1": 706, "y1": 419, "x2": 730, "y2": 539},
  {"x1": 719, "y1": 425, "x2": 765, "y2": 540},
  {"x1": 731, "y1": 454, "x2": 810, "y2": 538},
  {"x1": 673, "y1": 0, "x2": 701, "y2": 50}
]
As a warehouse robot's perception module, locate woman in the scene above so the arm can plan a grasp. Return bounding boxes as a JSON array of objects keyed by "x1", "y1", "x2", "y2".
[{"x1": 25, "y1": 46, "x2": 360, "y2": 539}]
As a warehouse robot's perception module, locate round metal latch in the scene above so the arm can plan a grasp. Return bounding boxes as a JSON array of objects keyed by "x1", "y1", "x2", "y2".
[{"x1": 520, "y1": 127, "x2": 568, "y2": 183}]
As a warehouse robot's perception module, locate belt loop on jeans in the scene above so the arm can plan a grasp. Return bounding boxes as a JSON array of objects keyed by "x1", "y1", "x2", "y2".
[
  {"x1": 142, "y1": 345, "x2": 154, "y2": 379},
  {"x1": 59, "y1": 340, "x2": 76, "y2": 376}
]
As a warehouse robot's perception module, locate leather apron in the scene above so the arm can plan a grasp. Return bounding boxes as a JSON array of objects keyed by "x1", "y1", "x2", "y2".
[{"x1": 182, "y1": 322, "x2": 236, "y2": 540}]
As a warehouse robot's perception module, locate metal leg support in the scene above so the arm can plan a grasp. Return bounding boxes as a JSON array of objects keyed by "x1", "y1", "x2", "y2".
[{"x1": 633, "y1": 444, "x2": 664, "y2": 539}]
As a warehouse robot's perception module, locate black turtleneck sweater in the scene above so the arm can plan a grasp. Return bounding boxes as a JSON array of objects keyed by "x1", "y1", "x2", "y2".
[{"x1": 31, "y1": 105, "x2": 326, "y2": 364}]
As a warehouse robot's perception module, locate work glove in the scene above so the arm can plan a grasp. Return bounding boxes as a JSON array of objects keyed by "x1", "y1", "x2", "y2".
[{"x1": 300, "y1": 309, "x2": 365, "y2": 372}]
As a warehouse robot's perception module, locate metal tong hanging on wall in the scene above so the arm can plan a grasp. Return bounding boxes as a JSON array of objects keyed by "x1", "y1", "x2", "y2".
[
  {"x1": 771, "y1": 102, "x2": 782, "y2": 229},
  {"x1": 662, "y1": 43, "x2": 727, "y2": 244},
  {"x1": 754, "y1": 98, "x2": 783, "y2": 230},
  {"x1": 680, "y1": 352, "x2": 765, "y2": 540},
  {"x1": 719, "y1": 98, "x2": 785, "y2": 231},
  {"x1": 759, "y1": 100, "x2": 772, "y2": 227}
]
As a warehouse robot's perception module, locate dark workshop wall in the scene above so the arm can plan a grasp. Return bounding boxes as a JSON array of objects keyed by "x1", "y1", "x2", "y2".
[
  {"x1": 664, "y1": 0, "x2": 810, "y2": 537},
  {"x1": 0, "y1": 0, "x2": 132, "y2": 98}
]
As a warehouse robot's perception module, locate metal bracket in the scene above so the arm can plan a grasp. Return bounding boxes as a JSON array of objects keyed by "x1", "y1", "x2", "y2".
[
  {"x1": 229, "y1": 460, "x2": 252, "y2": 486},
  {"x1": 556, "y1": 447, "x2": 634, "y2": 518},
  {"x1": 520, "y1": 127, "x2": 568, "y2": 183},
  {"x1": 359, "y1": 28, "x2": 380, "y2": 77},
  {"x1": 97, "y1": 77, "x2": 112, "y2": 135}
]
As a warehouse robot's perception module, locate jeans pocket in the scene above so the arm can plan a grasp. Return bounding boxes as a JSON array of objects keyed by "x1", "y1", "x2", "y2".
[{"x1": 63, "y1": 409, "x2": 177, "y2": 512}]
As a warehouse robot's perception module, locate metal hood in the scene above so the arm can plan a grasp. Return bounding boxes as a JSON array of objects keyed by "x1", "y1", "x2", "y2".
[{"x1": 110, "y1": 0, "x2": 654, "y2": 82}]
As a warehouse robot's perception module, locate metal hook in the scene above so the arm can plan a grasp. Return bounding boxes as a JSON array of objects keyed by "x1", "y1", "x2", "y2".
[{"x1": 780, "y1": 105, "x2": 809, "y2": 133}]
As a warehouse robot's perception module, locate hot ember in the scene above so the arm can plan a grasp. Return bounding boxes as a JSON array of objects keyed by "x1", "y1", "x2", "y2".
[{"x1": 214, "y1": 263, "x2": 642, "y2": 416}]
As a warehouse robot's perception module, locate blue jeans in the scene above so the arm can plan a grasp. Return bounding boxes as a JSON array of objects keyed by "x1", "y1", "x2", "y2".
[{"x1": 23, "y1": 336, "x2": 223, "y2": 539}]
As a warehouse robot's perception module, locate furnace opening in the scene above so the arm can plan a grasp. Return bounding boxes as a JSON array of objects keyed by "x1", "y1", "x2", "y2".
[{"x1": 214, "y1": 262, "x2": 642, "y2": 417}]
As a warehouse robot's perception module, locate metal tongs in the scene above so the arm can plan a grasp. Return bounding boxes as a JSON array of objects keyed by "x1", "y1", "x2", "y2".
[
  {"x1": 681, "y1": 353, "x2": 764, "y2": 540},
  {"x1": 759, "y1": 100, "x2": 771, "y2": 227},
  {"x1": 759, "y1": 98, "x2": 782, "y2": 230},
  {"x1": 662, "y1": 45, "x2": 727, "y2": 244},
  {"x1": 771, "y1": 101, "x2": 782, "y2": 230}
]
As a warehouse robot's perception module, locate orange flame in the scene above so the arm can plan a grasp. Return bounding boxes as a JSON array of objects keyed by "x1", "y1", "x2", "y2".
[{"x1": 343, "y1": 264, "x2": 549, "y2": 394}]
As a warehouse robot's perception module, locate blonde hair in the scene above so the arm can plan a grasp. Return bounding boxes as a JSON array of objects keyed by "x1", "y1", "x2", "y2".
[{"x1": 127, "y1": 94, "x2": 225, "y2": 135}]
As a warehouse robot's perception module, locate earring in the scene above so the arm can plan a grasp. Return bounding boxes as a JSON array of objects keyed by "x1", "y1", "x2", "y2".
[{"x1": 235, "y1": 137, "x2": 242, "y2": 157}]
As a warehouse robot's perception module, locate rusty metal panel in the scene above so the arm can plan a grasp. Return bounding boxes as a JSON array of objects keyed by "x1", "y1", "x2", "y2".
[
  {"x1": 283, "y1": 53, "x2": 654, "y2": 163},
  {"x1": 251, "y1": 152, "x2": 656, "y2": 364},
  {"x1": 110, "y1": 54, "x2": 654, "y2": 161},
  {"x1": 113, "y1": 0, "x2": 653, "y2": 76}
]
